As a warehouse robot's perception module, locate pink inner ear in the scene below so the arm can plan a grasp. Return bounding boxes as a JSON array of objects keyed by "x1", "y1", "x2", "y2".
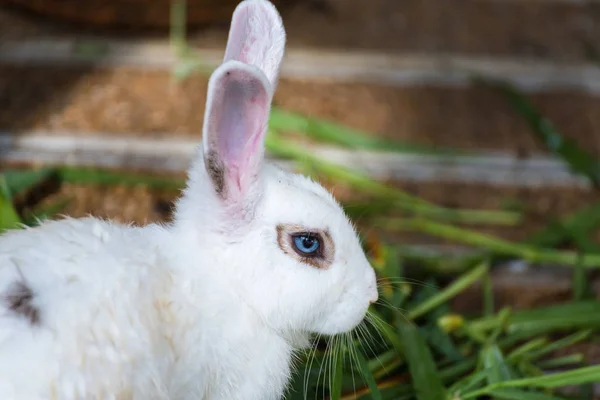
[{"x1": 206, "y1": 67, "x2": 270, "y2": 201}]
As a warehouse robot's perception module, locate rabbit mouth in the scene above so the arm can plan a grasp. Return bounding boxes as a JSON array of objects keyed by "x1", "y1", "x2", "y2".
[{"x1": 315, "y1": 297, "x2": 371, "y2": 336}]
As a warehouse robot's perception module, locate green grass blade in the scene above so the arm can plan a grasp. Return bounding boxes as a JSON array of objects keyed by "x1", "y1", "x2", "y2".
[
  {"x1": 408, "y1": 262, "x2": 489, "y2": 320},
  {"x1": 481, "y1": 344, "x2": 520, "y2": 384},
  {"x1": 572, "y1": 256, "x2": 588, "y2": 301},
  {"x1": 471, "y1": 302, "x2": 600, "y2": 339},
  {"x1": 2, "y1": 168, "x2": 55, "y2": 199},
  {"x1": 355, "y1": 349, "x2": 383, "y2": 400},
  {"x1": 526, "y1": 202, "x2": 600, "y2": 249},
  {"x1": 439, "y1": 358, "x2": 479, "y2": 383},
  {"x1": 505, "y1": 313, "x2": 600, "y2": 338},
  {"x1": 482, "y1": 270, "x2": 494, "y2": 317},
  {"x1": 536, "y1": 354, "x2": 584, "y2": 369},
  {"x1": 397, "y1": 322, "x2": 447, "y2": 400},
  {"x1": 72, "y1": 41, "x2": 110, "y2": 60},
  {"x1": 463, "y1": 364, "x2": 600, "y2": 395},
  {"x1": 169, "y1": 0, "x2": 187, "y2": 57},
  {"x1": 487, "y1": 80, "x2": 600, "y2": 186},
  {"x1": 448, "y1": 370, "x2": 488, "y2": 397},
  {"x1": 57, "y1": 167, "x2": 184, "y2": 189},
  {"x1": 330, "y1": 344, "x2": 344, "y2": 400},
  {"x1": 0, "y1": 185, "x2": 21, "y2": 231},
  {"x1": 527, "y1": 330, "x2": 592, "y2": 361},
  {"x1": 506, "y1": 337, "x2": 548, "y2": 363},
  {"x1": 269, "y1": 109, "x2": 461, "y2": 155},
  {"x1": 378, "y1": 217, "x2": 600, "y2": 268},
  {"x1": 482, "y1": 388, "x2": 565, "y2": 400},
  {"x1": 22, "y1": 197, "x2": 72, "y2": 226},
  {"x1": 366, "y1": 309, "x2": 405, "y2": 357},
  {"x1": 266, "y1": 134, "x2": 521, "y2": 226},
  {"x1": 422, "y1": 325, "x2": 464, "y2": 362}
]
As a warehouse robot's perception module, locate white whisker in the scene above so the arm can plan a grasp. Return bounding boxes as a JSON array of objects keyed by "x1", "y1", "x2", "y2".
[
  {"x1": 375, "y1": 298, "x2": 409, "y2": 316},
  {"x1": 303, "y1": 334, "x2": 321, "y2": 400},
  {"x1": 362, "y1": 317, "x2": 387, "y2": 348},
  {"x1": 345, "y1": 333, "x2": 359, "y2": 396},
  {"x1": 376, "y1": 278, "x2": 438, "y2": 290}
]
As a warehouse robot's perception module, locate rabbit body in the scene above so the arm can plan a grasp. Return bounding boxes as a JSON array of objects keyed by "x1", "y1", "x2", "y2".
[
  {"x1": 0, "y1": 0, "x2": 378, "y2": 398},
  {"x1": 0, "y1": 215, "x2": 295, "y2": 400}
]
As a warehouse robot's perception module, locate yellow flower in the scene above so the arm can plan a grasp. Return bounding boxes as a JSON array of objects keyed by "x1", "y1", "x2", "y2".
[{"x1": 438, "y1": 314, "x2": 464, "y2": 333}]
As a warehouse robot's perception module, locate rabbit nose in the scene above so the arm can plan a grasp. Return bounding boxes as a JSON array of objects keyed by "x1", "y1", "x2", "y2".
[
  {"x1": 366, "y1": 268, "x2": 378, "y2": 304},
  {"x1": 368, "y1": 286, "x2": 379, "y2": 304}
]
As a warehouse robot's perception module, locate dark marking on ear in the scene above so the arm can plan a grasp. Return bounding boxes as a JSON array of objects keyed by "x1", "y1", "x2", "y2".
[
  {"x1": 205, "y1": 149, "x2": 226, "y2": 198},
  {"x1": 4, "y1": 281, "x2": 40, "y2": 326}
]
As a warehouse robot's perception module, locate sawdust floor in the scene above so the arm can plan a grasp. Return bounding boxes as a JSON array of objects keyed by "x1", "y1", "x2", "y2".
[{"x1": 2, "y1": 65, "x2": 600, "y2": 157}]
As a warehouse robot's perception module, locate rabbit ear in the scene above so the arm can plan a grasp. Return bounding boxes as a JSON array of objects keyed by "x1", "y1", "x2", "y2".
[
  {"x1": 224, "y1": 0, "x2": 286, "y2": 90},
  {"x1": 202, "y1": 62, "x2": 271, "y2": 207},
  {"x1": 200, "y1": 0, "x2": 285, "y2": 212}
]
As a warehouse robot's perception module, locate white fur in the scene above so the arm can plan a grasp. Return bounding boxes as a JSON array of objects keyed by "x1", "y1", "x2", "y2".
[
  {"x1": 0, "y1": 1, "x2": 378, "y2": 399},
  {"x1": 223, "y1": 0, "x2": 286, "y2": 89}
]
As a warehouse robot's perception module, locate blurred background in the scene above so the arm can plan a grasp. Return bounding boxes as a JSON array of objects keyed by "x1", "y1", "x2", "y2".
[{"x1": 1, "y1": 0, "x2": 600, "y2": 398}]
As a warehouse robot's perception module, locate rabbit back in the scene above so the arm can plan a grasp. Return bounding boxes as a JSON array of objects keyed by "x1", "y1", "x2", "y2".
[{"x1": 0, "y1": 217, "x2": 173, "y2": 399}]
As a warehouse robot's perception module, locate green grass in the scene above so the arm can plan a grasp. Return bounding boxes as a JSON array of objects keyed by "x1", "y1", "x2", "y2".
[{"x1": 478, "y1": 79, "x2": 600, "y2": 189}]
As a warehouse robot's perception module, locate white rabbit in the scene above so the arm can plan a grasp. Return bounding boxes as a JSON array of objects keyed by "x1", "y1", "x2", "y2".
[{"x1": 0, "y1": 0, "x2": 378, "y2": 399}]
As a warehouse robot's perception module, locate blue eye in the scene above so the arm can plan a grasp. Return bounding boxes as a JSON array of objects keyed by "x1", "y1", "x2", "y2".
[{"x1": 292, "y1": 233, "x2": 321, "y2": 255}]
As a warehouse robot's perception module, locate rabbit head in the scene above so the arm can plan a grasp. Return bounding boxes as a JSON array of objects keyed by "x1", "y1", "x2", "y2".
[{"x1": 174, "y1": 0, "x2": 378, "y2": 337}]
